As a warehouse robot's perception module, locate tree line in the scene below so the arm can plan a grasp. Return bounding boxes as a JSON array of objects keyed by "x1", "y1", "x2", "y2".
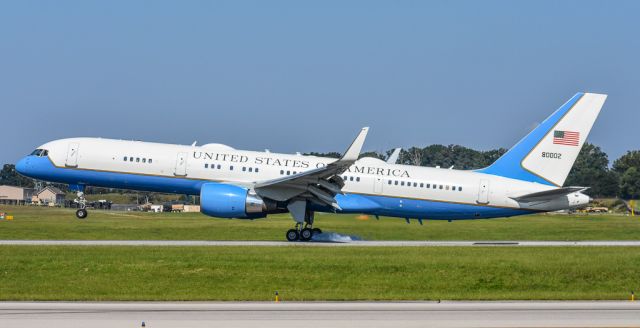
[{"x1": 2, "y1": 143, "x2": 639, "y2": 199}]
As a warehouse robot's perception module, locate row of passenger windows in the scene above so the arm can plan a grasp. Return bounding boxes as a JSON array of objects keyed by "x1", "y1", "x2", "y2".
[
  {"x1": 342, "y1": 175, "x2": 462, "y2": 192},
  {"x1": 204, "y1": 163, "x2": 260, "y2": 173},
  {"x1": 388, "y1": 179, "x2": 462, "y2": 191},
  {"x1": 123, "y1": 156, "x2": 153, "y2": 164},
  {"x1": 280, "y1": 170, "x2": 299, "y2": 176}
]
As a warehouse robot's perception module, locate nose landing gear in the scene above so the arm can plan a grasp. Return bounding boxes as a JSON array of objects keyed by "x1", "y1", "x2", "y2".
[{"x1": 74, "y1": 191, "x2": 88, "y2": 219}]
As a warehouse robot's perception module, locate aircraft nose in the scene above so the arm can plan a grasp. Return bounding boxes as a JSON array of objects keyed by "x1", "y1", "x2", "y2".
[{"x1": 15, "y1": 157, "x2": 30, "y2": 175}]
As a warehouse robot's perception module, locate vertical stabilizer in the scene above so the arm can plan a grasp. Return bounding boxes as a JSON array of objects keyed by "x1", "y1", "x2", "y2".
[{"x1": 478, "y1": 92, "x2": 607, "y2": 186}]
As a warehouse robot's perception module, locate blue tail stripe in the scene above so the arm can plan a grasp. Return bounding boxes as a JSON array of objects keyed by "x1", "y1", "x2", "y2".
[{"x1": 476, "y1": 92, "x2": 584, "y2": 185}]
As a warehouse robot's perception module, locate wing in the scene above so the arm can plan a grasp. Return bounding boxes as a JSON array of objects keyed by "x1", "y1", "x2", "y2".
[{"x1": 253, "y1": 127, "x2": 369, "y2": 209}]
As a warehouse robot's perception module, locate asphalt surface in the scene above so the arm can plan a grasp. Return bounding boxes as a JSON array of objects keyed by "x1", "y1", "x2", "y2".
[
  {"x1": 2, "y1": 301, "x2": 639, "y2": 328},
  {"x1": 2, "y1": 240, "x2": 640, "y2": 246}
]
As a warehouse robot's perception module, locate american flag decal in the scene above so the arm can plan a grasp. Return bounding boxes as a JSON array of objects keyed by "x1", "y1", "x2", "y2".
[{"x1": 553, "y1": 130, "x2": 580, "y2": 146}]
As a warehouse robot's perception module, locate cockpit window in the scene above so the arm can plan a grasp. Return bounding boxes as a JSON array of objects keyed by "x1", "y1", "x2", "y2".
[{"x1": 30, "y1": 149, "x2": 48, "y2": 157}]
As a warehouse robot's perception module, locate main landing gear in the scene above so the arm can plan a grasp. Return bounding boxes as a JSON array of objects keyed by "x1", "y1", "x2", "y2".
[
  {"x1": 285, "y1": 224, "x2": 323, "y2": 242},
  {"x1": 75, "y1": 191, "x2": 88, "y2": 219},
  {"x1": 285, "y1": 200, "x2": 322, "y2": 242}
]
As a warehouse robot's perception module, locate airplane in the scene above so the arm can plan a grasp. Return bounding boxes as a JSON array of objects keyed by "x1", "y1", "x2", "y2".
[{"x1": 16, "y1": 92, "x2": 606, "y2": 241}]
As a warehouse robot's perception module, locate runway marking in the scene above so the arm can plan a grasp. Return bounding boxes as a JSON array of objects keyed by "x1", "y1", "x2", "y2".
[{"x1": 1, "y1": 240, "x2": 640, "y2": 247}]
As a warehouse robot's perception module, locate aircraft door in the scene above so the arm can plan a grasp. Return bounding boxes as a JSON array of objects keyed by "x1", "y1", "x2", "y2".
[
  {"x1": 174, "y1": 152, "x2": 188, "y2": 176},
  {"x1": 477, "y1": 179, "x2": 490, "y2": 204},
  {"x1": 65, "y1": 142, "x2": 80, "y2": 167},
  {"x1": 374, "y1": 178, "x2": 383, "y2": 194}
]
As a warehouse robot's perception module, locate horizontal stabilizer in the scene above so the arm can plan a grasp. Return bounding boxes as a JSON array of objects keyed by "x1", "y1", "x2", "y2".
[{"x1": 510, "y1": 186, "x2": 588, "y2": 202}]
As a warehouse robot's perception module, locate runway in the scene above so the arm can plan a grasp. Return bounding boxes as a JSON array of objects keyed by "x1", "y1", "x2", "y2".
[
  {"x1": 2, "y1": 239, "x2": 640, "y2": 246},
  {"x1": 2, "y1": 301, "x2": 639, "y2": 328}
]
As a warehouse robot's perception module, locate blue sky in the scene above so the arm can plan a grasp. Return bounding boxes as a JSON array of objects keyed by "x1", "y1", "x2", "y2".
[{"x1": 1, "y1": 0, "x2": 638, "y2": 165}]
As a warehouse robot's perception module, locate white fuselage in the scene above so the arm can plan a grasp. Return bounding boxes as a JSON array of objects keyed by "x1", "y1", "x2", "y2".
[{"x1": 17, "y1": 137, "x2": 590, "y2": 220}]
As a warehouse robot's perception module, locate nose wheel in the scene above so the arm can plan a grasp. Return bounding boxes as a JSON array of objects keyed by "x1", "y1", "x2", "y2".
[{"x1": 76, "y1": 208, "x2": 88, "y2": 219}]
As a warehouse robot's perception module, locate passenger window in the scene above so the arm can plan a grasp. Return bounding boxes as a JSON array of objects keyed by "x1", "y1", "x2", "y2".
[
  {"x1": 388, "y1": 180, "x2": 392, "y2": 185},
  {"x1": 129, "y1": 157, "x2": 134, "y2": 162},
  {"x1": 255, "y1": 168, "x2": 259, "y2": 173},
  {"x1": 426, "y1": 184, "x2": 430, "y2": 188},
  {"x1": 242, "y1": 167, "x2": 246, "y2": 172},
  {"x1": 248, "y1": 167, "x2": 253, "y2": 172},
  {"x1": 293, "y1": 171, "x2": 297, "y2": 174},
  {"x1": 413, "y1": 182, "x2": 417, "y2": 187},
  {"x1": 356, "y1": 177, "x2": 360, "y2": 182},
  {"x1": 142, "y1": 158, "x2": 146, "y2": 163},
  {"x1": 123, "y1": 156, "x2": 127, "y2": 161},
  {"x1": 439, "y1": 185, "x2": 443, "y2": 189},
  {"x1": 401, "y1": 181, "x2": 405, "y2": 186},
  {"x1": 280, "y1": 170, "x2": 284, "y2": 175},
  {"x1": 350, "y1": 177, "x2": 354, "y2": 181},
  {"x1": 205, "y1": 164, "x2": 208, "y2": 168},
  {"x1": 458, "y1": 186, "x2": 462, "y2": 191},
  {"x1": 217, "y1": 164, "x2": 221, "y2": 169},
  {"x1": 287, "y1": 170, "x2": 291, "y2": 175},
  {"x1": 148, "y1": 159, "x2": 153, "y2": 164},
  {"x1": 433, "y1": 184, "x2": 437, "y2": 189},
  {"x1": 394, "y1": 181, "x2": 398, "y2": 185},
  {"x1": 420, "y1": 183, "x2": 424, "y2": 188},
  {"x1": 446, "y1": 185, "x2": 450, "y2": 190},
  {"x1": 230, "y1": 166, "x2": 234, "y2": 170}
]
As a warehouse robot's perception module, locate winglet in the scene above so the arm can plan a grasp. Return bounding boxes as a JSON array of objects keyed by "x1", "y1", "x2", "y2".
[
  {"x1": 386, "y1": 148, "x2": 401, "y2": 164},
  {"x1": 340, "y1": 127, "x2": 369, "y2": 162}
]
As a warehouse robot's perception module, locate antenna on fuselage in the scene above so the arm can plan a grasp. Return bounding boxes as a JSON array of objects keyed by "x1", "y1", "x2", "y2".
[{"x1": 191, "y1": 141, "x2": 197, "y2": 146}]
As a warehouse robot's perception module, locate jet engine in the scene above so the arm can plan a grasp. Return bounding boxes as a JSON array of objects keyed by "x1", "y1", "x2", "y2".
[{"x1": 200, "y1": 183, "x2": 276, "y2": 219}]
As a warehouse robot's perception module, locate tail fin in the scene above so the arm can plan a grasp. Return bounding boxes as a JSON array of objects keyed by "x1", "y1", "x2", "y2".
[{"x1": 478, "y1": 92, "x2": 607, "y2": 186}]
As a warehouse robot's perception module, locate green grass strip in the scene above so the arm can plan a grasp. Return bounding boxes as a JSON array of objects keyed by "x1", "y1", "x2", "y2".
[{"x1": 1, "y1": 246, "x2": 639, "y2": 301}]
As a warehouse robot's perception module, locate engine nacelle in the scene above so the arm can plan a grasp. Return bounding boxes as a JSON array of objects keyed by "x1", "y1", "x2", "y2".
[{"x1": 200, "y1": 183, "x2": 268, "y2": 219}]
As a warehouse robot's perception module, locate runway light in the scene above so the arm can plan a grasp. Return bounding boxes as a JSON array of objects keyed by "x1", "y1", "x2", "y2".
[{"x1": 275, "y1": 291, "x2": 279, "y2": 303}]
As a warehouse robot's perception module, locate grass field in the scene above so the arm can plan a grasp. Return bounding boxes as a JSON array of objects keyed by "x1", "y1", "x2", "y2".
[
  {"x1": 0, "y1": 205, "x2": 639, "y2": 240},
  {"x1": 1, "y1": 246, "x2": 639, "y2": 301},
  {"x1": 1, "y1": 206, "x2": 640, "y2": 301}
]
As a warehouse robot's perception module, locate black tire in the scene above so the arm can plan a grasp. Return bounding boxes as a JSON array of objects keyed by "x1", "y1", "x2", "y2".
[
  {"x1": 300, "y1": 228, "x2": 313, "y2": 241},
  {"x1": 286, "y1": 229, "x2": 299, "y2": 242},
  {"x1": 312, "y1": 228, "x2": 322, "y2": 235},
  {"x1": 76, "y1": 209, "x2": 88, "y2": 219}
]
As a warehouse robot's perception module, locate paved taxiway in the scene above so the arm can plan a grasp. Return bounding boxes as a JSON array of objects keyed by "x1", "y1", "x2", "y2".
[
  {"x1": 2, "y1": 240, "x2": 640, "y2": 246},
  {"x1": 2, "y1": 301, "x2": 639, "y2": 328}
]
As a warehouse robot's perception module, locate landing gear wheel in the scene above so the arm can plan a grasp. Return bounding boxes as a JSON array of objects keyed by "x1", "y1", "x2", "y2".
[
  {"x1": 300, "y1": 228, "x2": 313, "y2": 241},
  {"x1": 286, "y1": 229, "x2": 300, "y2": 242},
  {"x1": 76, "y1": 209, "x2": 88, "y2": 219},
  {"x1": 312, "y1": 228, "x2": 322, "y2": 235}
]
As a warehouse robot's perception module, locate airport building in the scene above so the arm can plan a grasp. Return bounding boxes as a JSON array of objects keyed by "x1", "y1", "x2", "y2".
[
  {"x1": 0, "y1": 185, "x2": 35, "y2": 205},
  {"x1": 36, "y1": 186, "x2": 66, "y2": 205}
]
